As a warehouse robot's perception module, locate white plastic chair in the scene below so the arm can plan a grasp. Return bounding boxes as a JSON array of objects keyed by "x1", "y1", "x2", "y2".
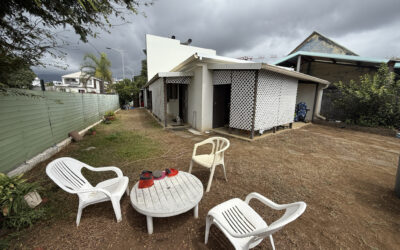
[
  {"x1": 189, "y1": 137, "x2": 230, "y2": 192},
  {"x1": 46, "y1": 157, "x2": 129, "y2": 226},
  {"x1": 205, "y1": 192, "x2": 306, "y2": 250}
]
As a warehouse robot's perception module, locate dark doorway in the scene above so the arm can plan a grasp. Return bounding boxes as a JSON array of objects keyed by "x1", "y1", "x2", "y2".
[
  {"x1": 213, "y1": 84, "x2": 231, "y2": 128},
  {"x1": 179, "y1": 85, "x2": 188, "y2": 123},
  {"x1": 147, "y1": 90, "x2": 152, "y2": 111}
]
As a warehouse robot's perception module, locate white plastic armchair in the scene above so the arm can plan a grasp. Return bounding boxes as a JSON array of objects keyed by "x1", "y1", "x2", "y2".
[
  {"x1": 46, "y1": 157, "x2": 129, "y2": 226},
  {"x1": 205, "y1": 192, "x2": 306, "y2": 250},
  {"x1": 189, "y1": 137, "x2": 230, "y2": 192}
]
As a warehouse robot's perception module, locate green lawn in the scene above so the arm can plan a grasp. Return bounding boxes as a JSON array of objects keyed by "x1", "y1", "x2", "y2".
[{"x1": 1, "y1": 111, "x2": 164, "y2": 247}]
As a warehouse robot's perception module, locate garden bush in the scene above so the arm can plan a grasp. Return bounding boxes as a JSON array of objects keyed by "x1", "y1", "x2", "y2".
[
  {"x1": 0, "y1": 173, "x2": 45, "y2": 230},
  {"x1": 105, "y1": 110, "x2": 115, "y2": 117},
  {"x1": 333, "y1": 64, "x2": 400, "y2": 128}
]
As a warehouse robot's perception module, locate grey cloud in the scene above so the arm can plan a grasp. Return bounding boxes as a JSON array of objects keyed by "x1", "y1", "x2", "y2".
[{"x1": 34, "y1": 0, "x2": 400, "y2": 81}]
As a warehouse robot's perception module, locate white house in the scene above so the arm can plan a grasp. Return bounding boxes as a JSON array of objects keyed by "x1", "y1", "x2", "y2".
[
  {"x1": 144, "y1": 34, "x2": 330, "y2": 138},
  {"x1": 60, "y1": 71, "x2": 107, "y2": 93},
  {"x1": 32, "y1": 77, "x2": 41, "y2": 87}
]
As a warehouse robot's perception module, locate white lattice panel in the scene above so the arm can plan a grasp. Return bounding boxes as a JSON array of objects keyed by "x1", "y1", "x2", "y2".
[
  {"x1": 229, "y1": 71, "x2": 256, "y2": 130},
  {"x1": 213, "y1": 70, "x2": 232, "y2": 85},
  {"x1": 149, "y1": 78, "x2": 164, "y2": 121},
  {"x1": 277, "y1": 78, "x2": 298, "y2": 125},
  {"x1": 254, "y1": 70, "x2": 298, "y2": 130},
  {"x1": 166, "y1": 76, "x2": 191, "y2": 84}
]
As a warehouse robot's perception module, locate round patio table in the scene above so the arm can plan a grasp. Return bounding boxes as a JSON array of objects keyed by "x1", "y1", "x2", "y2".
[{"x1": 130, "y1": 171, "x2": 204, "y2": 234}]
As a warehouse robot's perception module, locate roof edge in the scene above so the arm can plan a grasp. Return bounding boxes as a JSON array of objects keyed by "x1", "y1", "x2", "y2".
[
  {"x1": 273, "y1": 51, "x2": 400, "y2": 67},
  {"x1": 144, "y1": 71, "x2": 194, "y2": 88},
  {"x1": 208, "y1": 63, "x2": 262, "y2": 70},
  {"x1": 261, "y1": 63, "x2": 330, "y2": 86}
]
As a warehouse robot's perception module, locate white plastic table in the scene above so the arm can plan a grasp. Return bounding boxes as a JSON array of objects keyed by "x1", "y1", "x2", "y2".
[{"x1": 130, "y1": 171, "x2": 204, "y2": 234}]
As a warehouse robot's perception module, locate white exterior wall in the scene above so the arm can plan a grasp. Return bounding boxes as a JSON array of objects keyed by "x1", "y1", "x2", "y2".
[
  {"x1": 254, "y1": 70, "x2": 298, "y2": 131},
  {"x1": 146, "y1": 34, "x2": 216, "y2": 80},
  {"x1": 144, "y1": 88, "x2": 148, "y2": 108},
  {"x1": 296, "y1": 83, "x2": 317, "y2": 121},
  {"x1": 201, "y1": 66, "x2": 214, "y2": 131},
  {"x1": 187, "y1": 66, "x2": 204, "y2": 130},
  {"x1": 149, "y1": 78, "x2": 164, "y2": 121},
  {"x1": 60, "y1": 75, "x2": 102, "y2": 93}
]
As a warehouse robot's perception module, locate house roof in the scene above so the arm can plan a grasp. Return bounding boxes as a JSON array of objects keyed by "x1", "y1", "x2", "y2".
[
  {"x1": 273, "y1": 51, "x2": 400, "y2": 68},
  {"x1": 144, "y1": 72, "x2": 194, "y2": 88},
  {"x1": 145, "y1": 53, "x2": 329, "y2": 87},
  {"x1": 170, "y1": 53, "x2": 250, "y2": 72},
  {"x1": 145, "y1": 53, "x2": 252, "y2": 87},
  {"x1": 62, "y1": 71, "x2": 83, "y2": 78},
  {"x1": 208, "y1": 62, "x2": 330, "y2": 86},
  {"x1": 62, "y1": 71, "x2": 107, "y2": 83},
  {"x1": 288, "y1": 31, "x2": 358, "y2": 56}
]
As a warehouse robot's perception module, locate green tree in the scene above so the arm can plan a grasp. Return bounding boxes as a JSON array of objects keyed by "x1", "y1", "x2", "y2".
[
  {"x1": 112, "y1": 60, "x2": 147, "y2": 107},
  {"x1": 113, "y1": 79, "x2": 135, "y2": 106},
  {"x1": 1, "y1": 66, "x2": 36, "y2": 89},
  {"x1": 80, "y1": 53, "x2": 112, "y2": 93},
  {"x1": 334, "y1": 64, "x2": 400, "y2": 128},
  {"x1": 0, "y1": 0, "x2": 149, "y2": 69}
]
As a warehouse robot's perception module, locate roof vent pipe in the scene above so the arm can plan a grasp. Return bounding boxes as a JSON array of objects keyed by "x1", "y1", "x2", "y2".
[
  {"x1": 181, "y1": 38, "x2": 192, "y2": 45},
  {"x1": 171, "y1": 35, "x2": 176, "y2": 39}
]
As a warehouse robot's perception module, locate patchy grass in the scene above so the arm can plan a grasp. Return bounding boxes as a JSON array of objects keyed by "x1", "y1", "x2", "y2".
[
  {"x1": 71, "y1": 130, "x2": 161, "y2": 167},
  {"x1": 2, "y1": 111, "x2": 164, "y2": 244},
  {"x1": 6, "y1": 109, "x2": 400, "y2": 249}
]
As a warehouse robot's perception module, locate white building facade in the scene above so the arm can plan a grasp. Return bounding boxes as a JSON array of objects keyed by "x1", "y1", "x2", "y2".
[
  {"x1": 144, "y1": 35, "x2": 330, "y2": 138},
  {"x1": 60, "y1": 72, "x2": 106, "y2": 93}
]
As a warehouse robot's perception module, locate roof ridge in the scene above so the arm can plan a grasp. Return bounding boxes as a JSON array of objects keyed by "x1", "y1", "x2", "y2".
[{"x1": 288, "y1": 31, "x2": 358, "y2": 56}]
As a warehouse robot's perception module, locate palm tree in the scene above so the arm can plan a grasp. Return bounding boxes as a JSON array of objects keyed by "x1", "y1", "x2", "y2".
[{"x1": 80, "y1": 53, "x2": 112, "y2": 93}]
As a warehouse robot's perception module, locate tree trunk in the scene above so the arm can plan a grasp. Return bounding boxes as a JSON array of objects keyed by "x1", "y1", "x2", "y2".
[{"x1": 100, "y1": 80, "x2": 105, "y2": 94}]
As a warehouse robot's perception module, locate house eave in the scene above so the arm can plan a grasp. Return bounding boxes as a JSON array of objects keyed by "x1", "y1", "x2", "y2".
[
  {"x1": 208, "y1": 63, "x2": 262, "y2": 70},
  {"x1": 260, "y1": 63, "x2": 330, "y2": 86},
  {"x1": 144, "y1": 72, "x2": 194, "y2": 88}
]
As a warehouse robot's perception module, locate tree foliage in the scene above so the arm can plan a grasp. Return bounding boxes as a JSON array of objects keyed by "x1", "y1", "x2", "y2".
[
  {"x1": 333, "y1": 64, "x2": 400, "y2": 128},
  {"x1": 0, "y1": 65, "x2": 36, "y2": 89},
  {"x1": 0, "y1": 0, "x2": 148, "y2": 69},
  {"x1": 113, "y1": 78, "x2": 135, "y2": 106},
  {"x1": 80, "y1": 52, "x2": 112, "y2": 93}
]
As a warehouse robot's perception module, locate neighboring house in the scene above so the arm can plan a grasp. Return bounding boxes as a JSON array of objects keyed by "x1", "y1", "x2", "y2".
[
  {"x1": 143, "y1": 34, "x2": 329, "y2": 138},
  {"x1": 32, "y1": 77, "x2": 41, "y2": 87},
  {"x1": 60, "y1": 71, "x2": 106, "y2": 93},
  {"x1": 273, "y1": 31, "x2": 400, "y2": 119}
]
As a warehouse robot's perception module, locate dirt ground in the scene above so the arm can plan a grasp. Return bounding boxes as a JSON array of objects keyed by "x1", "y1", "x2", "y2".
[{"x1": 10, "y1": 109, "x2": 400, "y2": 249}]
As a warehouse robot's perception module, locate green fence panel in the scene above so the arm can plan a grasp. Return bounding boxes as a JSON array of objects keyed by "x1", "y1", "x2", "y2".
[
  {"x1": 44, "y1": 91, "x2": 85, "y2": 144},
  {"x1": 0, "y1": 94, "x2": 28, "y2": 173},
  {"x1": 0, "y1": 90, "x2": 119, "y2": 173},
  {"x1": 19, "y1": 91, "x2": 54, "y2": 163},
  {"x1": 82, "y1": 94, "x2": 100, "y2": 127}
]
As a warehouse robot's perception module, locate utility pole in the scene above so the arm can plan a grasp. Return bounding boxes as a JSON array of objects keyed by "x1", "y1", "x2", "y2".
[{"x1": 106, "y1": 47, "x2": 125, "y2": 80}]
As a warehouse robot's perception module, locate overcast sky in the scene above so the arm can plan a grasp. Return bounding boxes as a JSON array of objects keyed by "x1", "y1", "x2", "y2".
[{"x1": 34, "y1": 0, "x2": 400, "y2": 81}]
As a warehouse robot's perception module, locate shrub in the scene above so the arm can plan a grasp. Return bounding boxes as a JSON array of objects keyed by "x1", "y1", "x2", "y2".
[
  {"x1": 333, "y1": 64, "x2": 400, "y2": 128},
  {"x1": 0, "y1": 173, "x2": 45, "y2": 230},
  {"x1": 105, "y1": 110, "x2": 115, "y2": 117}
]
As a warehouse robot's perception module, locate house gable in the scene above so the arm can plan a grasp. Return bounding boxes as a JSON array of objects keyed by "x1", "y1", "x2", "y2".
[{"x1": 289, "y1": 31, "x2": 358, "y2": 56}]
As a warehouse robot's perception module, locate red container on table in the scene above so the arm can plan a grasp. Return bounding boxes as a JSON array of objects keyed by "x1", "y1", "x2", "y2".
[{"x1": 139, "y1": 171, "x2": 154, "y2": 188}]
